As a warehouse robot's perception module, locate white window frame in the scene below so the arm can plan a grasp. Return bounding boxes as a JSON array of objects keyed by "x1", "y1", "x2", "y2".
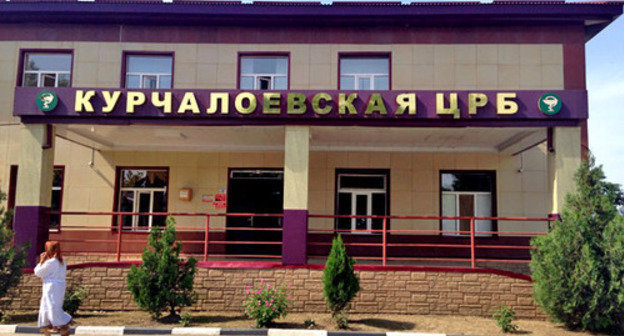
[
  {"x1": 125, "y1": 72, "x2": 171, "y2": 89},
  {"x1": 240, "y1": 74, "x2": 287, "y2": 90},
  {"x1": 124, "y1": 54, "x2": 173, "y2": 89},
  {"x1": 23, "y1": 71, "x2": 71, "y2": 87},
  {"x1": 119, "y1": 188, "x2": 167, "y2": 231},
  {"x1": 442, "y1": 191, "x2": 493, "y2": 237},
  {"x1": 340, "y1": 73, "x2": 388, "y2": 90},
  {"x1": 118, "y1": 168, "x2": 168, "y2": 231},
  {"x1": 339, "y1": 56, "x2": 390, "y2": 90},
  {"x1": 239, "y1": 56, "x2": 288, "y2": 90},
  {"x1": 22, "y1": 53, "x2": 72, "y2": 88},
  {"x1": 337, "y1": 173, "x2": 387, "y2": 234}
]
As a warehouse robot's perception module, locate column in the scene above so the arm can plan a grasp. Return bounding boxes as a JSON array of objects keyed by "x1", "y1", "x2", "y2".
[
  {"x1": 548, "y1": 126, "x2": 581, "y2": 216},
  {"x1": 282, "y1": 126, "x2": 309, "y2": 265},
  {"x1": 13, "y1": 124, "x2": 55, "y2": 266}
]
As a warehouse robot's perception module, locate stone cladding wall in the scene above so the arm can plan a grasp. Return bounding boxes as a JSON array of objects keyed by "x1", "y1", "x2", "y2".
[{"x1": 8, "y1": 266, "x2": 544, "y2": 319}]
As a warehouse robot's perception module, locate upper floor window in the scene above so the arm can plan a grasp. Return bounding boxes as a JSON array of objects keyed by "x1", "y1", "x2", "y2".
[
  {"x1": 339, "y1": 54, "x2": 390, "y2": 90},
  {"x1": 22, "y1": 52, "x2": 72, "y2": 87},
  {"x1": 239, "y1": 55, "x2": 288, "y2": 90},
  {"x1": 124, "y1": 53, "x2": 173, "y2": 89}
]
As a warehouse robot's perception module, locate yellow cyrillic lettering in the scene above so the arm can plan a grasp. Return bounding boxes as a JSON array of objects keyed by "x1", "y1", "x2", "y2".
[
  {"x1": 287, "y1": 93, "x2": 307, "y2": 115},
  {"x1": 468, "y1": 93, "x2": 488, "y2": 115},
  {"x1": 75, "y1": 90, "x2": 95, "y2": 112},
  {"x1": 497, "y1": 93, "x2": 518, "y2": 115},
  {"x1": 312, "y1": 93, "x2": 332, "y2": 115},
  {"x1": 235, "y1": 92, "x2": 257, "y2": 115},
  {"x1": 436, "y1": 93, "x2": 460, "y2": 119},
  {"x1": 101, "y1": 91, "x2": 120, "y2": 113},
  {"x1": 151, "y1": 92, "x2": 172, "y2": 114},
  {"x1": 206, "y1": 92, "x2": 229, "y2": 114},
  {"x1": 394, "y1": 93, "x2": 416, "y2": 115},
  {"x1": 338, "y1": 93, "x2": 358, "y2": 115},
  {"x1": 365, "y1": 93, "x2": 387, "y2": 115},
  {"x1": 263, "y1": 92, "x2": 281, "y2": 115},
  {"x1": 126, "y1": 92, "x2": 146, "y2": 114},
  {"x1": 177, "y1": 92, "x2": 200, "y2": 114}
]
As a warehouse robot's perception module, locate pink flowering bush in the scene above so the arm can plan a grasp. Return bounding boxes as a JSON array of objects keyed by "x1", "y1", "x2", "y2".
[{"x1": 243, "y1": 280, "x2": 292, "y2": 328}]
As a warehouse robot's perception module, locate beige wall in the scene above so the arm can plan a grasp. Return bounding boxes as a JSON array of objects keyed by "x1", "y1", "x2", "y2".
[
  {"x1": 41, "y1": 141, "x2": 549, "y2": 234},
  {"x1": 308, "y1": 146, "x2": 550, "y2": 234},
  {"x1": 57, "y1": 142, "x2": 284, "y2": 229},
  {"x1": 0, "y1": 40, "x2": 563, "y2": 235},
  {"x1": 0, "y1": 41, "x2": 564, "y2": 123}
]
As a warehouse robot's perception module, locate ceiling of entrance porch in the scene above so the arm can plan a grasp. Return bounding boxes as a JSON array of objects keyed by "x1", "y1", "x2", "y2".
[{"x1": 55, "y1": 125, "x2": 546, "y2": 155}]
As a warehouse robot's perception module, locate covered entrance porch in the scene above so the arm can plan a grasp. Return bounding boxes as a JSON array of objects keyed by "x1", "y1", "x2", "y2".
[{"x1": 13, "y1": 123, "x2": 580, "y2": 272}]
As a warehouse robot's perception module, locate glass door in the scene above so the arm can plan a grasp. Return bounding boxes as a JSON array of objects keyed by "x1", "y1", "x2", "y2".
[{"x1": 336, "y1": 172, "x2": 388, "y2": 234}]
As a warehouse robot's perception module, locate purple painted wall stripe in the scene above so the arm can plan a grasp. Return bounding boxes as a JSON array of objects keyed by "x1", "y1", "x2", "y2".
[
  {"x1": 282, "y1": 209, "x2": 308, "y2": 265},
  {"x1": 13, "y1": 206, "x2": 50, "y2": 267}
]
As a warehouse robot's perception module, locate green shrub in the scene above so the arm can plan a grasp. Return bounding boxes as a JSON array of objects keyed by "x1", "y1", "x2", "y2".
[
  {"x1": 63, "y1": 282, "x2": 88, "y2": 315},
  {"x1": 531, "y1": 156, "x2": 624, "y2": 332},
  {"x1": 0, "y1": 314, "x2": 12, "y2": 324},
  {"x1": 243, "y1": 280, "x2": 292, "y2": 328},
  {"x1": 322, "y1": 235, "x2": 360, "y2": 329},
  {"x1": 303, "y1": 318, "x2": 316, "y2": 329},
  {"x1": 179, "y1": 312, "x2": 191, "y2": 327},
  {"x1": 126, "y1": 217, "x2": 197, "y2": 321},
  {"x1": 493, "y1": 305, "x2": 518, "y2": 333},
  {"x1": 0, "y1": 189, "x2": 28, "y2": 321}
]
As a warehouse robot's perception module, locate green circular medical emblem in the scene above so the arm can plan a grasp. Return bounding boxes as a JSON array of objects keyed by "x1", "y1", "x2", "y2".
[
  {"x1": 36, "y1": 90, "x2": 58, "y2": 112},
  {"x1": 538, "y1": 93, "x2": 562, "y2": 115}
]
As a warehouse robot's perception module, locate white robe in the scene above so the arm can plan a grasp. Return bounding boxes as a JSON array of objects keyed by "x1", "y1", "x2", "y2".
[{"x1": 34, "y1": 258, "x2": 72, "y2": 328}]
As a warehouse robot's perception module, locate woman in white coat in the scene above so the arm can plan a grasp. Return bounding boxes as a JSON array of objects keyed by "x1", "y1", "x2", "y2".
[{"x1": 34, "y1": 241, "x2": 72, "y2": 336}]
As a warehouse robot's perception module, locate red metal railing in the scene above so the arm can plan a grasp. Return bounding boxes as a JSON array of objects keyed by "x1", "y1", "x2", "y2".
[
  {"x1": 48, "y1": 211, "x2": 283, "y2": 262},
  {"x1": 48, "y1": 211, "x2": 552, "y2": 269},
  {"x1": 307, "y1": 214, "x2": 553, "y2": 268}
]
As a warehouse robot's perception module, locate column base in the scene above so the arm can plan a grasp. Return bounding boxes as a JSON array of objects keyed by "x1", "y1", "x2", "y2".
[
  {"x1": 282, "y1": 209, "x2": 308, "y2": 265},
  {"x1": 13, "y1": 206, "x2": 50, "y2": 267}
]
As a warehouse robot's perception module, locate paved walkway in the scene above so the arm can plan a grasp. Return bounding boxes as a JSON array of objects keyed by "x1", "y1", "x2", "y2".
[{"x1": 0, "y1": 325, "x2": 493, "y2": 336}]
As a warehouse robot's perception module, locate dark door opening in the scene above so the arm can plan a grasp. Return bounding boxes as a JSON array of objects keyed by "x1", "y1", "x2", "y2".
[{"x1": 226, "y1": 169, "x2": 283, "y2": 256}]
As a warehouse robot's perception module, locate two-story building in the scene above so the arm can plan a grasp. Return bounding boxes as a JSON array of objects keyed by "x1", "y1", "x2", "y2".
[{"x1": 1, "y1": 0, "x2": 621, "y2": 271}]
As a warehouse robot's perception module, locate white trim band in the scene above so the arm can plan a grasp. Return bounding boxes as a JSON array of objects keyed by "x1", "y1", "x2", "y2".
[
  {"x1": 387, "y1": 333, "x2": 446, "y2": 336},
  {"x1": 268, "y1": 329, "x2": 328, "y2": 336},
  {"x1": 171, "y1": 327, "x2": 221, "y2": 335},
  {"x1": 74, "y1": 326, "x2": 125, "y2": 335},
  {"x1": 0, "y1": 325, "x2": 17, "y2": 333}
]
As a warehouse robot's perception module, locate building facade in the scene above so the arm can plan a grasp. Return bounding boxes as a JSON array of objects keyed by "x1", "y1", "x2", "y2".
[{"x1": 0, "y1": 1, "x2": 621, "y2": 269}]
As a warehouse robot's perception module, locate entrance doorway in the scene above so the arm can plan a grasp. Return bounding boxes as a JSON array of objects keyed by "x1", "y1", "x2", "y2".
[{"x1": 226, "y1": 169, "x2": 283, "y2": 256}]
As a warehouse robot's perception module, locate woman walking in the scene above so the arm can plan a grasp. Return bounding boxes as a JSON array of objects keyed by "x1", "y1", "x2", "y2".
[{"x1": 34, "y1": 241, "x2": 72, "y2": 336}]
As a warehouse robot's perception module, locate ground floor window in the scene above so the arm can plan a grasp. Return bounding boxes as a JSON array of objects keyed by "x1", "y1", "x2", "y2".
[
  {"x1": 50, "y1": 166, "x2": 64, "y2": 231},
  {"x1": 440, "y1": 171, "x2": 496, "y2": 236},
  {"x1": 116, "y1": 167, "x2": 168, "y2": 230},
  {"x1": 8, "y1": 165, "x2": 64, "y2": 231},
  {"x1": 335, "y1": 169, "x2": 389, "y2": 234}
]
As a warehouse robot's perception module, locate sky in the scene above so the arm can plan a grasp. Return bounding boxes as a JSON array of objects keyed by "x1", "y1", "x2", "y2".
[{"x1": 585, "y1": 14, "x2": 624, "y2": 187}]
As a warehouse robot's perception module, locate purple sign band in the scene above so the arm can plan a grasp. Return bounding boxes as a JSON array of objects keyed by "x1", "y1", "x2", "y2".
[{"x1": 14, "y1": 87, "x2": 587, "y2": 126}]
